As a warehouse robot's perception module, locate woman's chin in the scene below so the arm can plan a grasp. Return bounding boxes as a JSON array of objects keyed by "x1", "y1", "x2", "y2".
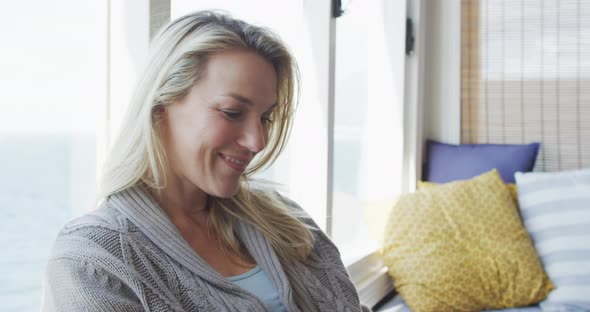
[{"x1": 210, "y1": 184, "x2": 240, "y2": 198}]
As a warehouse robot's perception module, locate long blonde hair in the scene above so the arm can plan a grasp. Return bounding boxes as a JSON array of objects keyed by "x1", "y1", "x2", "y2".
[{"x1": 99, "y1": 11, "x2": 314, "y2": 262}]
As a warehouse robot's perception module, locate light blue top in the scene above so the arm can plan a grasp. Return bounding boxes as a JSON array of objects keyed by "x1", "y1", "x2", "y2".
[{"x1": 227, "y1": 266, "x2": 288, "y2": 312}]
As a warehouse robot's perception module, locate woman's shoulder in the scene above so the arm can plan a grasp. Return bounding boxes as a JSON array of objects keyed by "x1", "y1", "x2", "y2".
[
  {"x1": 43, "y1": 203, "x2": 148, "y2": 311},
  {"x1": 48, "y1": 202, "x2": 129, "y2": 263},
  {"x1": 57, "y1": 202, "x2": 126, "y2": 237}
]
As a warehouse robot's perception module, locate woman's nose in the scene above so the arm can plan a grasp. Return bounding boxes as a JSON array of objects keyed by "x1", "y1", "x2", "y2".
[{"x1": 237, "y1": 118, "x2": 266, "y2": 153}]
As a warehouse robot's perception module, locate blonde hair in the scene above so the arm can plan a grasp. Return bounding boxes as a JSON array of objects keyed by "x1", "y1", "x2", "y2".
[{"x1": 99, "y1": 11, "x2": 314, "y2": 262}]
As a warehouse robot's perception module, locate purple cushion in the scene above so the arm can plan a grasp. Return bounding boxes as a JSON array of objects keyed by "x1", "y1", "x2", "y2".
[{"x1": 423, "y1": 140, "x2": 540, "y2": 183}]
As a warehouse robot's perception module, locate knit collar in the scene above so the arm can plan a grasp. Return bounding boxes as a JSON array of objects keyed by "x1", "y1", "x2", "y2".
[{"x1": 107, "y1": 185, "x2": 300, "y2": 311}]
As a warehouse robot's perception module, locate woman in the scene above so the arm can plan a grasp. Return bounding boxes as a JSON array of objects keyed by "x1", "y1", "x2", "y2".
[{"x1": 42, "y1": 10, "x2": 368, "y2": 312}]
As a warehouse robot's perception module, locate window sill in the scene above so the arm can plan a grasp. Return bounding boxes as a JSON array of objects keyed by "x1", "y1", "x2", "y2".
[{"x1": 345, "y1": 249, "x2": 395, "y2": 308}]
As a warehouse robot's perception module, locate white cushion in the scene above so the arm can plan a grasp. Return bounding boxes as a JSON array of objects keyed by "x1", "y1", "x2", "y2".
[{"x1": 515, "y1": 168, "x2": 590, "y2": 311}]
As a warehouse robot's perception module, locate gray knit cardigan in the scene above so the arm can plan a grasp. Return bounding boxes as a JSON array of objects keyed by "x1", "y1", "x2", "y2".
[{"x1": 41, "y1": 186, "x2": 370, "y2": 311}]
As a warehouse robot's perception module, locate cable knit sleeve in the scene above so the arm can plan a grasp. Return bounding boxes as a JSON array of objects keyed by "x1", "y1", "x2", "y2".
[{"x1": 41, "y1": 257, "x2": 143, "y2": 312}]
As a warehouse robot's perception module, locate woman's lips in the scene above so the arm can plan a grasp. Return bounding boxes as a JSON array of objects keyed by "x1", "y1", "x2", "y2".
[{"x1": 219, "y1": 153, "x2": 250, "y2": 173}]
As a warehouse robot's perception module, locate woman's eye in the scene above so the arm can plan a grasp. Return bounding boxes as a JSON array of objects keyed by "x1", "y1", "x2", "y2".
[
  {"x1": 261, "y1": 115, "x2": 273, "y2": 124},
  {"x1": 222, "y1": 110, "x2": 242, "y2": 119},
  {"x1": 221, "y1": 109, "x2": 272, "y2": 124}
]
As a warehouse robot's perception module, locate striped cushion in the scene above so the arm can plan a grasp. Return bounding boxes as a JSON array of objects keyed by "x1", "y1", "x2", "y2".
[{"x1": 515, "y1": 168, "x2": 590, "y2": 310}]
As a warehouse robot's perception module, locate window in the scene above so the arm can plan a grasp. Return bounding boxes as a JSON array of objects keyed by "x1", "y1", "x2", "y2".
[
  {"x1": 0, "y1": 1, "x2": 106, "y2": 310},
  {"x1": 332, "y1": 0, "x2": 406, "y2": 264}
]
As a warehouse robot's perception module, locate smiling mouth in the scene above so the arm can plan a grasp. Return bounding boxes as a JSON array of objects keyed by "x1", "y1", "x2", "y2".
[{"x1": 219, "y1": 153, "x2": 250, "y2": 173}]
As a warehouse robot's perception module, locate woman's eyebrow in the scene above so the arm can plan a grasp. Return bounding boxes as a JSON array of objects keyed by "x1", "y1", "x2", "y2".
[
  {"x1": 265, "y1": 103, "x2": 278, "y2": 112},
  {"x1": 224, "y1": 93, "x2": 254, "y2": 106},
  {"x1": 223, "y1": 93, "x2": 277, "y2": 111}
]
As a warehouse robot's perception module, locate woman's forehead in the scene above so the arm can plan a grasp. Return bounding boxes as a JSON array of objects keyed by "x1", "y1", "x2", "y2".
[{"x1": 197, "y1": 50, "x2": 278, "y2": 106}]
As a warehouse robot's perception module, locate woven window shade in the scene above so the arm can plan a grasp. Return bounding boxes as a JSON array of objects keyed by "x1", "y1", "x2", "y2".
[{"x1": 461, "y1": 0, "x2": 590, "y2": 171}]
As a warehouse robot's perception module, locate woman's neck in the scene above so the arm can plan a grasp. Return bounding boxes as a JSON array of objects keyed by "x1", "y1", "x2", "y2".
[{"x1": 154, "y1": 179, "x2": 210, "y2": 227}]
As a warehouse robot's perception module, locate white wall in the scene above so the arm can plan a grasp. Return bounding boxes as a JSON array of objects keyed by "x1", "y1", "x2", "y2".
[{"x1": 422, "y1": 0, "x2": 461, "y2": 144}]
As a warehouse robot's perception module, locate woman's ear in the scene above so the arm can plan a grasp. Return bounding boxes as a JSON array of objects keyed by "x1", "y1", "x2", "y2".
[
  {"x1": 153, "y1": 106, "x2": 169, "y2": 132},
  {"x1": 153, "y1": 106, "x2": 166, "y2": 121}
]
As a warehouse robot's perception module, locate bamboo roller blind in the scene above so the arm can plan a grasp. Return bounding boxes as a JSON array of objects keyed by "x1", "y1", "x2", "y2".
[{"x1": 461, "y1": 0, "x2": 590, "y2": 171}]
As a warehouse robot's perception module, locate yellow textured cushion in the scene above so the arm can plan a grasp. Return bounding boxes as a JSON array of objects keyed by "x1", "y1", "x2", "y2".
[
  {"x1": 382, "y1": 170, "x2": 553, "y2": 312},
  {"x1": 418, "y1": 180, "x2": 518, "y2": 207}
]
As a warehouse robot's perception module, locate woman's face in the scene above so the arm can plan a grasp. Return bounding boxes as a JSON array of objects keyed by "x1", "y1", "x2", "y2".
[{"x1": 160, "y1": 49, "x2": 278, "y2": 198}]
